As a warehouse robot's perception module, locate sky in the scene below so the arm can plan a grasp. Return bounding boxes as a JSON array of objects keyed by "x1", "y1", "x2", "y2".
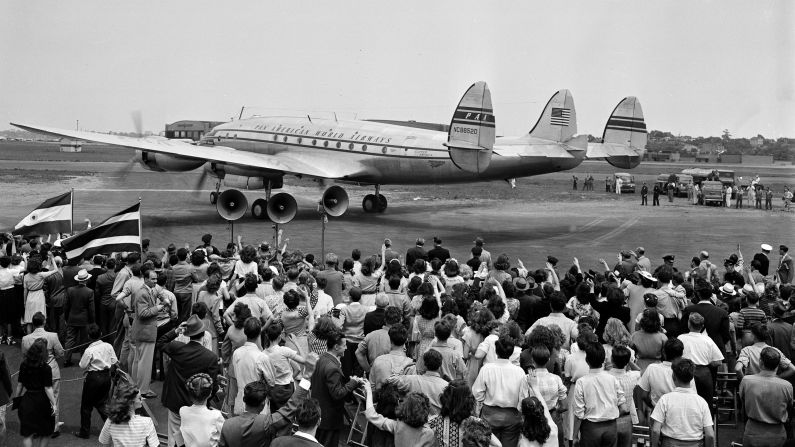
[{"x1": 1, "y1": 1, "x2": 793, "y2": 138}]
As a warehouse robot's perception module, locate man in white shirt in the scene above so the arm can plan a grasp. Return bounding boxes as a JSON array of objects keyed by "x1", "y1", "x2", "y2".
[
  {"x1": 572, "y1": 343, "x2": 628, "y2": 447},
  {"x1": 232, "y1": 318, "x2": 276, "y2": 415},
  {"x1": 650, "y1": 358, "x2": 714, "y2": 447},
  {"x1": 472, "y1": 338, "x2": 529, "y2": 447},
  {"x1": 677, "y1": 312, "x2": 723, "y2": 412},
  {"x1": 636, "y1": 338, "x2": 694, "y2": 409},
  {"x1": 76, "y1": 323, "x2": 117, "y2": 439},
  {"x1": 224, "y1": 274, "x2": 273, "y2": 329},
  {"x1": 526, "y1": 293, "x2": 578, "y2": 349},
  {"x1": 312, "y1": 276, "x2": 334, "y2": 317}
]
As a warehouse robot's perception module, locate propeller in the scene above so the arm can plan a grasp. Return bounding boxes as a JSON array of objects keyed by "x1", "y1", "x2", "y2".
[
  {"x1": 192, "y1": 167, "x2": 211, "y2": 197},
  {"x1": 112, "y1": 110, "x2": 145, "y2": 182}
]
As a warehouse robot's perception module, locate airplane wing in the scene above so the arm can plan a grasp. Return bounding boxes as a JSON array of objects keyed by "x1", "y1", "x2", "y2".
[
  {"x1": 585, "y1": 142, "x2": 642, "y2": 159},
  {"x1": 10, "y1": 123, "x2": 365, "y2": 179}
]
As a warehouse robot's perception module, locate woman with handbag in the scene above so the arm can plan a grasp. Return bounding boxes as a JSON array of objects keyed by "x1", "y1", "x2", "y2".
[{"x1": 15, "y1": 338, "x2": 57, "y2": 447}]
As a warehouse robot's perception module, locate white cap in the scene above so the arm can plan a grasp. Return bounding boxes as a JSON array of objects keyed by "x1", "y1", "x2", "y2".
[{"x1": 761, "y1": 244, "x2": 772, "y2": 251}]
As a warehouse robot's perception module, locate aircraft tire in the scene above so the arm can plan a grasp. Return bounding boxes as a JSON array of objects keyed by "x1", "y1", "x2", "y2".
[
  {"x1": 377, "y1": 194, "x2": 387, "y2": 212},
  {"x1": 209, "y1": 191, "x2": 219, "y2": 205},
  {"x1": 251, "y1": 198, "x2": 268, "y2": 219},
  {"x1": 362, "y1": 194, "x2": 377, "y2": 213}
]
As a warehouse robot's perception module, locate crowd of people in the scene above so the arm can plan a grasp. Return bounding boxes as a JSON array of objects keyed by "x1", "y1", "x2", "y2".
[{"x1": 0, "y1": 232, "x2": 794, "y2": 447}]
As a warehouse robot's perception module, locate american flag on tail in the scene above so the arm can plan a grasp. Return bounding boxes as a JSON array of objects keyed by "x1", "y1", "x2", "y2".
[
  {"x1": 61, "y1": 202, "x2": 141, "y2": 261},
  {"x1": 550, "y1": 108, "x2": 571, "y2": 126},
  {"x1": 12, "y1": 191, "x2": 72, "y2": 237}
]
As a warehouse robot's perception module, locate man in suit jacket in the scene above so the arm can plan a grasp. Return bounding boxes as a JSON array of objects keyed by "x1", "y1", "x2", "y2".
[
  {"x1": 778, "y1": 245, "x2": 793, "y2": 284},
  {"x1": 271, "y1": 399, "x2": 324, "y2": 447},
  {"x1": 130, "y1": 266, "x2": 163, "y2": 398},
  {"x1": 362, "y1": 294, "x2": 388, "y2": 335},
  {"x1": 427, "y1": 236, "x2": 451, "y2": 262},
  {"x1": 63, "y1": 269, "x2": 95, "y2": 366},
  {"x1": 754, "y1": 244, "x2": 772, "y2": 276},
  {"x1": 159, "y1": 314, "x2": 220, "y2": 447},
  {"x1": 405, "y1": 238, "x2": 428, "y2": 268},
  {"x1": 220, "y1": 361, "x2": 316, "y2": 447},
  {"x1": 681, "y1": 283, "x2": 731, "y2": 358},
  {"x1": 311, "y1": 331, "x2": 362, "y2": 447}
]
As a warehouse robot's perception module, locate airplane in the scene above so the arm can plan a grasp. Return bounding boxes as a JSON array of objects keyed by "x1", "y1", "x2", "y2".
[{"x1": 11, "y1": 81, "x2": 647, "y2": 223}]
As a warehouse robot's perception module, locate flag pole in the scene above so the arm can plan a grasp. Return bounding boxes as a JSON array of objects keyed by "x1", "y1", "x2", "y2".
[
  {"x1": 138, "y1": 196, "x2": 143, "y2": 256},
  {"x1": 70, "y1": 188, "x2": 74, "y2": 235}
]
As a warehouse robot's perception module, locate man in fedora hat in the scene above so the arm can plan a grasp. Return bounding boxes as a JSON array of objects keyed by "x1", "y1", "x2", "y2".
[
  {"x1": 473, "y1": 237, "x2": 492, "y2": 270},
  {"x1": 158, "y1": 314, "x2": 220, "y2": 447},
  {"x1": 514, "y1": 276, "x2": 540, "y2": 332},
  {"x1": 63, "y1": 269, "x2": 95, "y2": 367}
]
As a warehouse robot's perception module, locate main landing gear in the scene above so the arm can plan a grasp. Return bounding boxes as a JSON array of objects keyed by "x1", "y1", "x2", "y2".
[{"x1": 362, "y1": 185, "x2": 387, "y2": 213}]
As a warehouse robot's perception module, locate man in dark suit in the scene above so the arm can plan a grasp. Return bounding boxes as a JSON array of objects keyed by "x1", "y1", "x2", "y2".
[
  {"x1": 63, "y1": 269, "x2": 95, "y2": 366},
  {"x1": 311, "y1": 330, "x2": 362, "y2": 447},
  {"x1": 681, "y1": 282, "x2": 731, "y2": 359},
  {"x1": 159, "y1": 314, "x2": 220, "y2": 447},
  {"x1": 405, "y1": 238, "x2": 428, "y2": 268},
  {"x1": 220, "y1": 358, "x2": 317, "y2": 447},
  {"x1": 363, "y1": 294, "x2": 388, "y2": 335},
  {"x1": 754, "y1": 244, "x2": 772, "y2": 277},
  {"x1": 778, "y1": 245, "x2": 793, "y2": 284},
  {"x1": 427, "y1": 236, "x2": 451, "y2": 262},
  {"x1": 271, "y1": 399, "x2": 324, "y2": 447}
]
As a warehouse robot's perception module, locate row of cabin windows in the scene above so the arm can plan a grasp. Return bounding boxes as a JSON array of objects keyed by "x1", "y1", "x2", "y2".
[{"x1": 221, "y1": 131, "x2": 414, "y2": 154}]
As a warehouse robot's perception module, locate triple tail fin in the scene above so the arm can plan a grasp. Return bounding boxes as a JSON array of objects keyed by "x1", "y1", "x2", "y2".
[
  {"x1": 590, "y1": 96, "x2": 647, "y2": 169},
  {"x1": 528, "y1": 89, "x2": 577, "y2": 142},
  {"x1": 602, "y1": 96, "x2": 647, "y2": 150},
  {"x1": 445, "y1": 81, "x2": 495, "y2": 174}
]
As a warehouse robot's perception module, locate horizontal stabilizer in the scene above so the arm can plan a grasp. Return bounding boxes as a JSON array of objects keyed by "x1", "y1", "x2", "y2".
[{"x1": 445, "y1": 81, "x2": 495, "y2": 174}]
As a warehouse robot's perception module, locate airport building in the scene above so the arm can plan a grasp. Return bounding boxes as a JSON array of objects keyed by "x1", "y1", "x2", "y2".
[{"x1": 164, "y1": 120, "x2": 225, "y2": 141}]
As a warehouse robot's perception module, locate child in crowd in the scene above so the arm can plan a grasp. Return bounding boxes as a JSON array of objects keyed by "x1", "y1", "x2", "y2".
[{"x1": 363, "y1": 381, "x2": 435, "y2": 447}]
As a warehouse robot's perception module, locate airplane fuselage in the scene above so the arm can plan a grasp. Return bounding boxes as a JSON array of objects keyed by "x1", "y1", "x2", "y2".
[{"x1": 202, "y1": 116, "x2": 584, "y2": 185}]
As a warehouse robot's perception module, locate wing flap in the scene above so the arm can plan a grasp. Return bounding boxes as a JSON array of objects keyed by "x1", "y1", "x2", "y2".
[{"x1": 11, "y1": 123, "x2": 364, "y2": 179}]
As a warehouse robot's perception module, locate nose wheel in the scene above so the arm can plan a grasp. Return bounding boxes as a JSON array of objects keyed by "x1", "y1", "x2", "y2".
[{"x1": 362, "y1": 194, "x2": 387, "y2": 213}]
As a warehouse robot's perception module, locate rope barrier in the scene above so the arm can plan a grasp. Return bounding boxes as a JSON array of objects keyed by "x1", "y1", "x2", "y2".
[{"x1": 7, "y1": 329, "x2": 118, "y2": 378}]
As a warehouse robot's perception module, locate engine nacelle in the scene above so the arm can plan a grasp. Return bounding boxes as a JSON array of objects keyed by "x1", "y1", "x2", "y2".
[
  {"x1": 606, "y1": 155, "x2": 642, "y2": 169},
  {"x1": 136, "y1": 150, "x2": 205, "y2": 172},
  {"x1": 222, "y1": 174, "x2": 283, "y2": 190}
]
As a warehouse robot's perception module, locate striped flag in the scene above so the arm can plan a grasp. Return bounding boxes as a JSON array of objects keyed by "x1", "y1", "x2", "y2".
[
  {"x1": 550, "y1": 107, "x2": 571, "y2": 126},
  {"x1": 12, "y1": 191, "x2": 72, "y2": 237},
  {"x1": 61, "y1": 202, "x2": 141, "y2": 261}
]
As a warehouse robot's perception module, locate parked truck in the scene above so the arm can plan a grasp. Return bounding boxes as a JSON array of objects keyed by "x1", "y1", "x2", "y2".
[{"x1": 700, "y1": 181, "x2": 724, "y2": 206}]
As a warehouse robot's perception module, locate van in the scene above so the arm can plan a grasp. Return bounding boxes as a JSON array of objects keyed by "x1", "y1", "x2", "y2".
[{"x1": 613, "y1": 173, "x2": 636, "y2": 193}]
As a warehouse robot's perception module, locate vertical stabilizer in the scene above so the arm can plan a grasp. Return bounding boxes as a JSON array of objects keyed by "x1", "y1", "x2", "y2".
[
  {"x1": 528, "y1": 90, "x2": 577, "y2": 142},
  {"x1": 445, "y1": 81, "x2": 495, "y2": 174},
  {"x1": 602, "y1": 96, "x2": 647, "y2": 150}
]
